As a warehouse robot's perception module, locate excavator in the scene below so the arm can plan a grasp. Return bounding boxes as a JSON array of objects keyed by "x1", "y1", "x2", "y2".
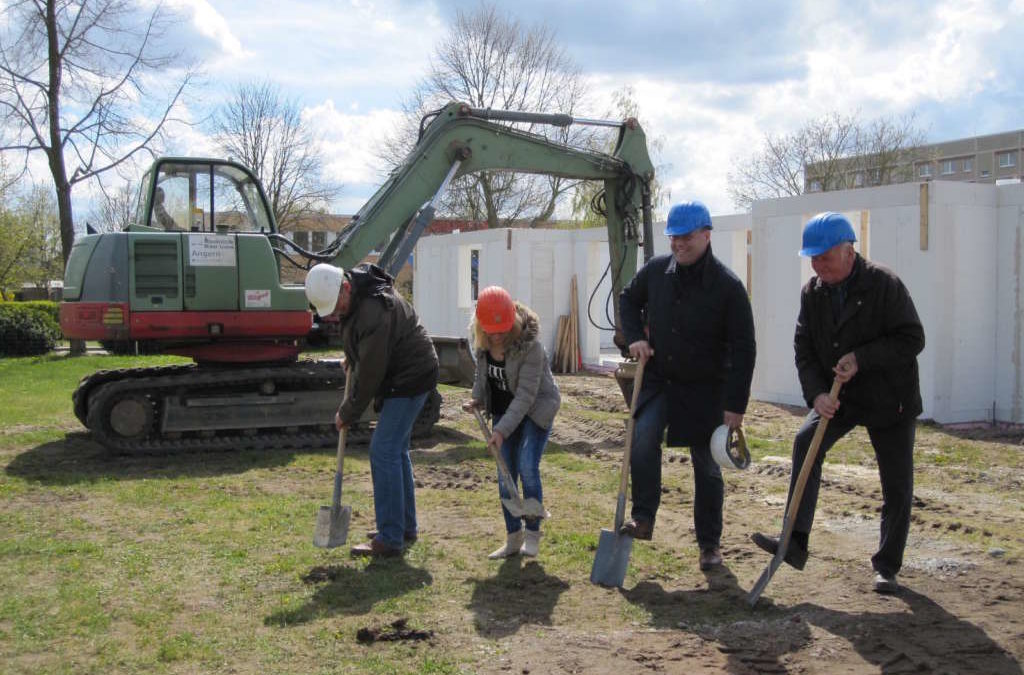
[{"x1": 59, "y1": 102, "x2": 655, "y2": 453}]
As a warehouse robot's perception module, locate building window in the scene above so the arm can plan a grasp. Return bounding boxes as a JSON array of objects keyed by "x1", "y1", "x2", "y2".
[
  {"x1": 312, "y1": 231, "x2": 326, "y2": 250},
  {"x1": 458, "y1": 245, "x2": 482, "y2": 308},
  {"x1": 293, "y1": 231, "x2": 310, "y2": 250},
  {"x1": 853, "y1": 172, "x2": 864, "y2": 187},
  {"x1": 869, "y1": 169, "x2": 881, "y2": 184},
  {"x1": 998, "y1": 151, "x2": 1016, "y2": 168},
  {"x1": 941, "y1": 160, "x2": 955, "y2": 175},
  {"x1": 981, "y1": 169, "x2": 991, "y2": 178},
  {"x1": 918, "y1": 164, "x2": 933, "y2": 178},
  {"x1": 808, "y1": 179, "x2": 823, "y2": 192},
  {"x1": 962, "y1": 158, "x2": 973, "y2": 173}
]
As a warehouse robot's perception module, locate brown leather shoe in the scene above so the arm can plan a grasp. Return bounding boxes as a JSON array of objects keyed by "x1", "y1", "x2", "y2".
[
  {"x1": 366, "y1": 529, "x2": 418, "y2": 544},
  {"x1": 350, "y1": 538, "x2": 403, "y2": 558},
  {"x1": 699, "y1": 547, "x2": 723, "y2": 571},
  {"x1": 618, "y1": 519, "x2": 653, "y2": 540}
]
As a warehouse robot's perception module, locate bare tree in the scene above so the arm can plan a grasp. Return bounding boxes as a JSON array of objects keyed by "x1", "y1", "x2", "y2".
[
  {"x1": 571, "y1": 86, "x2": 670, "y2": 228},
  {"x1": 378, "y1": 2, "x2": 593, "y2": 228},
  {"x1": 0, "y1": 0, "x2": 199, "y2": 267},
  {"x1": 727, "y1": 111, "x2": 926, "y2": 211},
  {"x1": 88, "y1": 182, "x2": 136, "y2": 232},
  {"x1": 212, "y1": 80, "x2": 341, "y2": 233}
]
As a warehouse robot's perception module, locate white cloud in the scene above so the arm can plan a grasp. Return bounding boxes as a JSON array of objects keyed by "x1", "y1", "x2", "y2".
[
  {"x1": 303, "y1": 99, "x2": 405, "y2": 188},
  {"x1": 166, "y1": 0, "x2": 249, "y2": 60}
]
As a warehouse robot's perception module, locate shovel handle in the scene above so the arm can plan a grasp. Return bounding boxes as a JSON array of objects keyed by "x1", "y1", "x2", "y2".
[
  {"x1": 748, "y1": 376, "x2": 842, "y2": 606},
  {"x1": 614, "y1": 359, "x2": 646, "y2": 531},
  {"x1": 331, "y1": 365, "x2": 354, "y2": 509},
  {"x1": 471, "y1": 407, "x2": 526, "y2": 510}
]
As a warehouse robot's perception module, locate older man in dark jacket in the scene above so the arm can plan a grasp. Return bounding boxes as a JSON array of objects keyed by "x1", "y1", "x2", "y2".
[
  {"x1": 306, "y1": 262, "x2": 439, "y2": 558},
  {"x1": 619, "y1": 201, "x2": 756, "y2": 571},
  {"x1": 752, "y1": 212, "x2": 925, "y2": 594}
]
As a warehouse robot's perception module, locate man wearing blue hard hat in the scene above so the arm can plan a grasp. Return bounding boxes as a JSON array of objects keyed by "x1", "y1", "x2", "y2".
[
  {"x1": 618, "y1": 200, "x2": 756, "y2": 571},
  {"x1": 752, "y1": 212, "x2": 925, "y2": 594}
]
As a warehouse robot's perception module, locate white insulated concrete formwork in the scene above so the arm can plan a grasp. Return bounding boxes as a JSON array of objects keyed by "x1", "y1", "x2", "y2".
[
  {"x1": 750, "y1": 180, "x2": 1024, "y2": 425},
  {"x1": 413, "y1": 181, "x2": 1023, "y2": 424},
  {"x1": 413, "y1": 225, "x2": 752, "y2": 367}
]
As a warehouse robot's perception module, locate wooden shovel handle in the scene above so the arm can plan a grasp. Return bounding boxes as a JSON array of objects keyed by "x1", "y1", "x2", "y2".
[
  {"x1": 783, "y1": 377, "x2": 842, "y2": 525},
  {"x1": 617, "y1": 359, "x2": 647, "y2": 500}
]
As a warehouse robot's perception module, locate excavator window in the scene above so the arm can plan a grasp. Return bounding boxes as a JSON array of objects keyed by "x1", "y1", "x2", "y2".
[{"x1": 150, "y1": 162, "x2": 275, "y2": 234}]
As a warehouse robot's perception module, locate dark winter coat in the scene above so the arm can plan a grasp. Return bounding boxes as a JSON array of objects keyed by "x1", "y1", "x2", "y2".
[
  {"x1": 795, "y1": 254, "x2": 924, "y2": 429},
  {"x1": 337, "y1": 264, "x2": 439, "y2": 425},
  {"x1": 619, "y1": 248, "x2": 756, "y2": 446},
  {"x1": 471, "y1": 302, "x2": 561, "y2": 439}
]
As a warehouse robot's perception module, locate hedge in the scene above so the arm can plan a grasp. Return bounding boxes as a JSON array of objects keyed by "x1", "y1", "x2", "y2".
[{"x1": 0, "y1": 301, "x2": 63, "y2": 356}]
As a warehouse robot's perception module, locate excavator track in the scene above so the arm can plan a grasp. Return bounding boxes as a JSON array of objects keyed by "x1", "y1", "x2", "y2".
[{"x1": 75, "y1": 361, "x2": 441, "y2": 454}]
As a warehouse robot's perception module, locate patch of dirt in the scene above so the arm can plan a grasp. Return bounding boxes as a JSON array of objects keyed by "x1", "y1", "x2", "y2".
[
  {"x1": 355, "y1": 618, "x2": 433, "y2": 643},
  {"x1": 427, "y1": 370, "x2": 1024, "y2": 675}
]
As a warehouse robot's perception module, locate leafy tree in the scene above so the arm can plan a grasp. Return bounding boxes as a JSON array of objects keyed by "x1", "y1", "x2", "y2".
[
  {"x1": 0, "y1": 183, "x2": 62, "y2": 299},
  {"x1": 378, "y1": 2, "x2": 594, "y2": 228},
  {"x1": 727, "y1": 111, "x2": 926, "y2": 211},
  {"x1": 212, "y1": 80, "x2": 341, "y2": 233},
  {"x1": 0, "y1": 0, "x2": 199, "y2": 266}
]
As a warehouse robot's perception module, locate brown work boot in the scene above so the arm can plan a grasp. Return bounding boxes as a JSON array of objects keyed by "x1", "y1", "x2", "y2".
[
  {"x1": 350, "y1": 538, "x2": 403, "y2": 558},
  {"x1": 619, "y1": 519, "x2": 653, "y2": 540},
  {"x1": 699, "y1": 547, "x2": 723, "y2": 571}
]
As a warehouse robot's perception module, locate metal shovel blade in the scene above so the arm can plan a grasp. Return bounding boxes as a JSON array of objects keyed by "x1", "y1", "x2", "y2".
[
  {"x1": 313, "y1": 503, "x2": 352, "y2": 548},
  {"x1": 590, "y1": 527, "x2": 633, "y2": 588}
]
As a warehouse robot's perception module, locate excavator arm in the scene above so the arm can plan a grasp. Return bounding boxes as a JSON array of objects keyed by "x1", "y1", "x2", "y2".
[{"x1": 326, "y1": 102, "x2": 655, "y2": 345}]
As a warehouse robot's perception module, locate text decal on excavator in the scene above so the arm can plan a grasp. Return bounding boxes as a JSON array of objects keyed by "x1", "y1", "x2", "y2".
[{"x1": 188, "y1": 234, "x2": 236, "y2": 267}]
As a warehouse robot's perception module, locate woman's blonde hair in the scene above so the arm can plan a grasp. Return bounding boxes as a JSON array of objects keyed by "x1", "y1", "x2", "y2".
[{"x1": 469, "y1": 303, "x2": 523, "y2": 351}]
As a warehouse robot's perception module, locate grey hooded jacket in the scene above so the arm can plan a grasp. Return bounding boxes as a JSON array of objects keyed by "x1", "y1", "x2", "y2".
[{"x1": 471, "y1": 302, "x2": 561, "y2": 439}]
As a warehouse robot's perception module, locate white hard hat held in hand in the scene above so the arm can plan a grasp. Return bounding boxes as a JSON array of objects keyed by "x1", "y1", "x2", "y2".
[
  {"x1": 710, "y1": 424, "x2": 751, "y2": 470},
  {"x1": 305, "y1": 263, "x2": 345, "y2": 317}
]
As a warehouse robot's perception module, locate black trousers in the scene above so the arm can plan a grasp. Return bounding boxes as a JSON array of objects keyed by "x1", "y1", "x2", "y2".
[{"x1": 789, "y1": 411, "x2": 916, "y2": 577}]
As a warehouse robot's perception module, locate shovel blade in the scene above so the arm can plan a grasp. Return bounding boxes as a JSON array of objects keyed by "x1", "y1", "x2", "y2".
[
  {"x1": 520, "y1": 498, "x2": 549, "y2": 520},
  {"x1": 590, "y1": 528, "x2": 633, "y2": 587},
  {"x1": 313, "y1": 504, "x2": 351, "y2": 548}
]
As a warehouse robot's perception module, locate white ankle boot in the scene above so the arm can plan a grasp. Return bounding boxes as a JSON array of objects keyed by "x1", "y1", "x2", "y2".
[
  {"x1": 520, "y1": 529, "x2": 542, "y2": 557},
  {"x1": 488, "y1": 530, "x2": 525, "y2": 559}
]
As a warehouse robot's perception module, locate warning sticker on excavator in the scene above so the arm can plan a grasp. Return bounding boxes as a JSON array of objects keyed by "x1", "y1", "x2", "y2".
[
  {"x1": 245, "y1": 290, "x2": 271, "y2": 308},
  {"x1": 188, "y1": 234, "x2": 236, "y2": 267}
]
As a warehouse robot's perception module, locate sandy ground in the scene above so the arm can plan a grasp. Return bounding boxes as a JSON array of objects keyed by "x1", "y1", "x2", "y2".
[{"x1": 428, "y1": 371, "x2": 1024, "y2": 675}]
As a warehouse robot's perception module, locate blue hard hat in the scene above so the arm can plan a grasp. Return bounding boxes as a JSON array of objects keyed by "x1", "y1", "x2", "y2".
[
  {"x1": 799, "y1": 212, "x2": 856, "y2": 257},
  {"x1": 665, "y1": 201, "x2": 713, "y2": 236}
]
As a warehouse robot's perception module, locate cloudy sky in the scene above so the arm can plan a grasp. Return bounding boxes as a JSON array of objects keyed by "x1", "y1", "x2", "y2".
[{"x1": 104, "y1": 0, "x2": 1024, "y2": 216}]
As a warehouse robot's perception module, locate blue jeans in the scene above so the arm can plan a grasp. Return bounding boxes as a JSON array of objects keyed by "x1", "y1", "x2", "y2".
[
  {"x1": 493, "y1": 415, "x2": 549, "y2": 534},
  {"x1": 629, "y1": 389, "x2": 724, "y2": 549},
  {"x1": 369, "y1": 392, "x2": 428, "y2": 549}
]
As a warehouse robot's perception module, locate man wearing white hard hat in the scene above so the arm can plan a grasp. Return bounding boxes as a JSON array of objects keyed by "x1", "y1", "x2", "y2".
[
  {"x1": 751, "y1": 212, "x2": 924, "y2": 594},
  {"x1": 306, "y1": 262, "x2": 439, "y2": 558}
]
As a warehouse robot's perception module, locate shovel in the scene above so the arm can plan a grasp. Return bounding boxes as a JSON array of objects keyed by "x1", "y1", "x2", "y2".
[
  {"x1": 747, "y1": 377, "x2": 842, "y2": 605},
  {"x1": 471, "y1": 407, "x2": 547, "y2": 520},
  {"x1": 590, "y1": 358, "x2": 646, "y2": 588},
  {"x1": 313, "y1": 366, "x2": 355, "y2": 548}
]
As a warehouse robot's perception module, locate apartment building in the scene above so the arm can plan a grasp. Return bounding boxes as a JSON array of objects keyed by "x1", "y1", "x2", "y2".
[{"x1": 805, "y1": 129, "x2": 1023, "y2": 192}]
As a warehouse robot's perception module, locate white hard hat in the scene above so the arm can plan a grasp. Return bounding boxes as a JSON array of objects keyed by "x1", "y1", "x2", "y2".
[
  {"x1": 710, "y1": 424, "x2": 750, "y2": 470},
  {"x1": 305, "y1": 263, "x2": 344, "y2": 316}
]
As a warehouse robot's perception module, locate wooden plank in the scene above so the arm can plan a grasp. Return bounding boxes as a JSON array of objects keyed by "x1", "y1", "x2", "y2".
[{"x1": 919, "y1": 182, "x2": 929, "y2": 251}]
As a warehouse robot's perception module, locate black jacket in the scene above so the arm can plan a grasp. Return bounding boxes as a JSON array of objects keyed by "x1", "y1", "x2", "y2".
[
  {"x1": 620, "y1": 248, "x2": 756, "y2": 445},
  {"x1": 337, "y1": 264, "x2": 439, "y2": 424},
  {"x1": 795, "y1": 254, "x2": 924, "y2": 428}
]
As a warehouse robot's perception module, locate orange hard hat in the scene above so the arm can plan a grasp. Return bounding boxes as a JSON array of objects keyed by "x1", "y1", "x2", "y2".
[{"x1": 476, "y1": 286, "x2": 515, "y2": 333}]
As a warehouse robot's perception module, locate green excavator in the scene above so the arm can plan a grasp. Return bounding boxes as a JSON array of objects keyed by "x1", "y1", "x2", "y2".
[{"x1": 59, "y1": 102, "x2": 655, "y2": 453}]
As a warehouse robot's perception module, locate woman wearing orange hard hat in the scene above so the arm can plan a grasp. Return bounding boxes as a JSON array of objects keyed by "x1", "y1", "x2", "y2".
[{"x1": 464, "y1": 286, "x2": 560, "y2": 559}]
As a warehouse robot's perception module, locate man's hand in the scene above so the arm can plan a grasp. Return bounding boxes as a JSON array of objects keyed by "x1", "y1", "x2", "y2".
[
  {"x1": 629, "y1": 339, "x2": 653, "y2": 361},
  {"x1": 833, "y1": 352, "x2": 858, "y2": 383},
  {"x1": 723, "y1": 410, "x2": 744, "y2": 429},
  {"x1": 488, "y1": 430, "x2": 505, "y2": 449},
  {"x1": 461, "y1": 400, "x2": 481, "y2": 412},
  {"x1": 813, "y1": 392, "x2": 840, "y2": 419},
  {"x1": 334, "y1": 411, "x2": 349, "y2": 432}
]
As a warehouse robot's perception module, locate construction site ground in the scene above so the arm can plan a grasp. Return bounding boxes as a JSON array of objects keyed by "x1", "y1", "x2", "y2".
[{"x1": 2, "y1": 365, "x2": 1022, "y2": 674}]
